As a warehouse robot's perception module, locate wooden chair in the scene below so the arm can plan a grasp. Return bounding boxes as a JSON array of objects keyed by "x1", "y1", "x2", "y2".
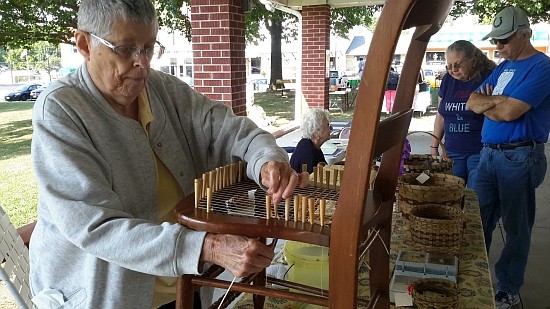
[
  {"x1": 0, "y1": 205, "x2": 32, "y2": 309},
  {"x1": 175, "y1": 0, "x2": 454, "y2": 307}
]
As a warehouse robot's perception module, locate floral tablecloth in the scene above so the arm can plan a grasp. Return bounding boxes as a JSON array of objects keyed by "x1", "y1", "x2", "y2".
[{"x1": 233, "y1": 189, "x2": 495, "y2": 308}]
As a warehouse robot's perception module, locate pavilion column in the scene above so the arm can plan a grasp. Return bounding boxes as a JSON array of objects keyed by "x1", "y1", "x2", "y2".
[
  {"x1": 302, "y1": 5, "x2": 331, "y2": 110},
  {"x1": 190, "y1": 0, "x2": 247, "y2": 115}
]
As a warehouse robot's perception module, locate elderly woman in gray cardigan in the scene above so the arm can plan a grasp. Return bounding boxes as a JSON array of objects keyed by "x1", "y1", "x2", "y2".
[{"x1": 29, "y1": 1, "x2": 306, "y2": 308}]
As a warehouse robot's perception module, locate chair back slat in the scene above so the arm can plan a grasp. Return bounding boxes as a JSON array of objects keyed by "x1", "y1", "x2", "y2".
[{"x1": 330, "y1": 0, "x2": 455, "y2": 307}]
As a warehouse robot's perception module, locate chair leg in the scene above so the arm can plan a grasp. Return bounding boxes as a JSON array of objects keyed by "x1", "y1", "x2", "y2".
[
  {"x1": 252, "y1": 268, "x2": 266, "y2": 309},
  {"x1": 176, "y1": 276, "x2": 195, "y2": 309}
]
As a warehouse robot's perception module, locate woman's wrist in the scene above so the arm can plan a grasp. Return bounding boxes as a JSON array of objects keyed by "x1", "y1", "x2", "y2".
[{"x1": 430, "y1": 145, "x2": 438, "y2": 149}]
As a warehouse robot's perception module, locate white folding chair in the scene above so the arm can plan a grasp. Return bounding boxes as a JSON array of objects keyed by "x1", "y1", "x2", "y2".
[{"x1": 0, "y1": 205, "x2": 32, "y2": 309}]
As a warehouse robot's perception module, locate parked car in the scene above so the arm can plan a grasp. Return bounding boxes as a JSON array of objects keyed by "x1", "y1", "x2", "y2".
[
  {"x1": 30, "y1": 82, "x2": 52, "y2": 100},
  {"x1": 4, "y1": 83, "x2": 41, "y2": 101}
]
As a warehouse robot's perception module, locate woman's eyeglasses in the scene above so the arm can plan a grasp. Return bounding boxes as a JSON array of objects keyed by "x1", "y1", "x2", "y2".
[
  {"x1": 89, "y1": 32, "x2": 165, "y2": 60},
  {"x1": 446, "y1": 62, "x2": 463, "y2": 71}
]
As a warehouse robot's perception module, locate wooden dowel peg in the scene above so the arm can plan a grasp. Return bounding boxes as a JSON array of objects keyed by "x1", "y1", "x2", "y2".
[
  {"x1": 301, "y1": 195, "x2": 307, "y2": 224},
  {"x1": 320, "y1": 199, "x2": 326, "y2": 226},
  {"x1": 301, "y1": 163, "x2": 308, "y2": 174},
  {"x1": 325, "y1": 170, "x2": 330, "y2": 189},
  {"x1": 208, "y1": 171, "x2": 214, "y2": 192},
  {"x1": 265, "y1": 195, "x2": 272, "y2": 219},
  {"x1": 293, "y1": 195, "x2": 299, "y2": 222},
  {"x1": 285, "y1": 199, "x2": 290, "y2": 221},
  {"x1": 333, "y1": 169, "x2": 339, "y2": 190},
  {"x1": 238, "y1": 161, "x2": 244, "y2": 182},
  {"x1": 265, "y1": 195, "x2": 271, "y2": 220},
  {"x1": 216, "y1": 167, "x2": 222, "y2": 191},
  {"x1": 206, "y1": 187, "x2": 212, "y2": 212},
  {"x1": 202, "y1": 173, "x2": 208, "y2": 198},
  {"x1": 194, "y1": 179, "x2": 200, "y2": 208},
  {"x1": 308, "y1": 198, "x2": 315, "y2": 224},
  {"x1": 318, "y1": 164, "x2": 324, "y2": 185},
  {"x1": 313, "y1": 167, "x2": 318, "y2": 187}
]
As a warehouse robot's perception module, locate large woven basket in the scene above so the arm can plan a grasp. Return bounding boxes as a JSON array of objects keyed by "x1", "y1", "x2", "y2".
[
  {"x1": 404, "y1": 131, "x2": 453, "y2": 174},
  {"x1": 398, "y1": 173, "x2": 465, "y2": 215},
  {"x1": 409, "y1": 204, "x2": 465, "y2": 255},
  {"x1": 411, "y1": 278, "x2": 459, "y2": 309}
]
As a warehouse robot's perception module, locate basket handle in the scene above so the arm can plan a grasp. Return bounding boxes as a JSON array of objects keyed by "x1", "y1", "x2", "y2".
[{"x1": 407, "y1": 131, "x2": 447, "y2": 157}]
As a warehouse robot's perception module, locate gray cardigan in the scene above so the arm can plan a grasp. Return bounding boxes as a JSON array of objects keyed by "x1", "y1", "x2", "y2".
[{"x1": 30, "y1": 64, "x2": 288, "y2": 308}]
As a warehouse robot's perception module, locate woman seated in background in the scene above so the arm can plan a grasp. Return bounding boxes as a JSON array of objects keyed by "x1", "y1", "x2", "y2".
[
  {"x1": 431, "y1": 40, "x2": 496, "y2": 187},
  {"x1": 290, "y1": 108, "x2": 332, "y2": 173}
]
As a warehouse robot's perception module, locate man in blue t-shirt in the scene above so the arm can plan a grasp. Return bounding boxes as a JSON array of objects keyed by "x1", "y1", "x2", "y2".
[{"x1": 466, "y1": 7, "x2": 550, "y2": 309}]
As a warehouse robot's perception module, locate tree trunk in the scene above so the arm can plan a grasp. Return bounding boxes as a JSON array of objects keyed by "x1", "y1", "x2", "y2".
[{"x1": 267, "y1": 19, "x2": 283, "y2": 89}]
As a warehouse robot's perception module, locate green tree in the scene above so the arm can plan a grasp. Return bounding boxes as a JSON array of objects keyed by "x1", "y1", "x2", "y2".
[
  {"x1": 450, "y1": 0, "x2": 550, "y2": 24},
  {"x1": 2, "y1": 1, "x2": 550, "y2": 48},
  {"x1": 3, "y1": 1, "x2": 547, "y2": 84},
  {"x1": 245, "y1": 1, "x2": 377, "y2": 85},
  {"x1": 0, "y1": 1, "x2": 191, "y2": 48},
  {"x1": 1, "y1": 43, "x2": 60, "y2": 74}
]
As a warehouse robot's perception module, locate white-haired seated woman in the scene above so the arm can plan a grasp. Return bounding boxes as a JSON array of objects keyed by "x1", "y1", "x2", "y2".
[{"x1": 290, "y1": 108, "x2": 332, "y2": 173}]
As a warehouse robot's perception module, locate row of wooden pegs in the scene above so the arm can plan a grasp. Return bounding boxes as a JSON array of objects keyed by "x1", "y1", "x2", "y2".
[
  {"x1": 307, "y1": 163, "x2": 342, "y2": 191},
  {"x1": 192, "y1": 162, "x2": 340, "y2": 226},
  {"x1": 194, "y1": 162, "x2": 246, "y2": 207},
  {"x1": 265, "y1": 194, "x2": 328, "y2": 226}
]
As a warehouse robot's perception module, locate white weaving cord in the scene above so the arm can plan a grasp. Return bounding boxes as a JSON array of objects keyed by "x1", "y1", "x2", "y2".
[
  {"x1": 217, "y1": 276, "x2": 237, "y2": 309},
  {"x1": 371, "y1": 227, "x2": 390, "y2": 255}
]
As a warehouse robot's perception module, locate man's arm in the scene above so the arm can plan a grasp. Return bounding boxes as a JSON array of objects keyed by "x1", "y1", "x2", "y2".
[
  {"x1": 483, "y1": 97, "x2": 531, "y2": 121},
  {"x1": 467, "y1": 84, "x2": 531, "y2": 121},
  {"x1": 466, "y1": 92, "x2": 504, "y2": 114}
]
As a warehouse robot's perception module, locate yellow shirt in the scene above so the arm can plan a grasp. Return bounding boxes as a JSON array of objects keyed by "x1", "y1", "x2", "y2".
[{"x1": 136, "y1": 89, "x2": 184, "y2": 308}]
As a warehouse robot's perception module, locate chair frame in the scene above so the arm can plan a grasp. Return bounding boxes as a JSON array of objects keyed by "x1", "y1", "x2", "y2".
[{"x1": 175, "y1": 0, "x2": 454, "y2": 308}]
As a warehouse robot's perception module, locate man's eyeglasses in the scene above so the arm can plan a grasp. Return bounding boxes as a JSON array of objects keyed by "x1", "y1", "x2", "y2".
[
  {"x1": 490, "y1": 33, "x2": 516, "y2": 45},
  {"x1": 89, "y1": 33, "x2": 165, "y2": 60}
]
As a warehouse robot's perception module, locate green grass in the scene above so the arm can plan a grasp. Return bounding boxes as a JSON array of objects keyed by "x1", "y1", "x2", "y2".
[
  {"x1": 0, "y1": 102, "x2": 37, "y2": 227},
  {"x1": 0, "y1": 93, "x2": 353, "y2": 228},
  {"x1": 254, "y1": 91, "x2": 355, "y2": 125}
]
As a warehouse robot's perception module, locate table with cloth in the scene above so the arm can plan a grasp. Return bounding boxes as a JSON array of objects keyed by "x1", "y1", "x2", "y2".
[{"x1": 233, "y1": 185, "x2": 495, "y2": 308}]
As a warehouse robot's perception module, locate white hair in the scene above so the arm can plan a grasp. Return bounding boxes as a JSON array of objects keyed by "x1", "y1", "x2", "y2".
[{"x1": 301, "y1": 109, "x2": 329, "y2": 139}]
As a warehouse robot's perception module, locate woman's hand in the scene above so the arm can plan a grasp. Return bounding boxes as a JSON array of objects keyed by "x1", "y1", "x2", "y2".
[
  {"x1": 260, "y1": 161, "x2": 308, "y2": 205},
  {"x1": 201, "y1": 234, "x2": 274, "y2": 278}
]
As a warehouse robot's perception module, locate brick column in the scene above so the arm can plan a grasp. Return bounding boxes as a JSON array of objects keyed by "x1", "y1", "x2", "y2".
[
  {"x1": 302, "y1": 5, "x2": 331, "y2": 110},
  {"x1": 190, "y1": 0, "x2": 247, "y2": 115}
]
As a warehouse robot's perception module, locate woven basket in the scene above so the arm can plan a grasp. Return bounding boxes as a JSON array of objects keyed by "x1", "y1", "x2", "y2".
[
  {"x1": 409, "y1": 204, "x2": 465, "y2": 255},
  {"x1": 398, "y1": 173, "x2": 465, "y2": 215},
  {"x1": 411, "y1": 278, "x2": 459, "y2": 309},
  {"x1": 404, "y1": 131, "x2": 453, "y2": 174}
]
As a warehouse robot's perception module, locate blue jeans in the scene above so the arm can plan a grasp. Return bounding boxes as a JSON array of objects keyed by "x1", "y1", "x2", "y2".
[
  {"x1": 472, "y1": 143, "x2": 547, "y2": 294},
  {"x1": 446, "y1": 150, "x2": 480, "y2": 188}
]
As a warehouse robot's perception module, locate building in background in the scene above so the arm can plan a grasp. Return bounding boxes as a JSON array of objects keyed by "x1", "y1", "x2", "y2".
[{"x1": 57, "y1": 24, "x2": 549, "y2": 87}]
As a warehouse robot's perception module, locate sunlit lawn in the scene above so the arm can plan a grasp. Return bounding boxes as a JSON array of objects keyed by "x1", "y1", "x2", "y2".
[
  {"x1": 254, "y1": 91, "x2": 355, "y2": 126},
  {"x1": 0, "y1": 102, "x2": 37, "y2": 227}
]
